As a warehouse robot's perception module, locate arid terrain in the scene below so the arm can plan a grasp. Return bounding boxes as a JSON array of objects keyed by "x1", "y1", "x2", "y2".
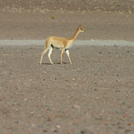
[{"x1": 0, "y1": 0, "x2": 134, "y2": 134}]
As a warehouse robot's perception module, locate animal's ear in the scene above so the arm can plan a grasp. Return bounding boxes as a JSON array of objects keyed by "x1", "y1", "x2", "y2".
[{"x1": 79, "y1": 24, "x2": 81, "y2": 27}]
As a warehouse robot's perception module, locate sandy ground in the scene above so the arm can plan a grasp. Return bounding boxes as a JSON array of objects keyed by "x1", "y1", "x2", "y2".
[
  {"x1": 0, "y1": 45, "x2": 134, "y2": 134},
  {"x1": 0, "y1": 0, "x2": 134, "y2": 134},
  {"x1": 0, "y1": 0, "x2": 134, "y2": 41}
]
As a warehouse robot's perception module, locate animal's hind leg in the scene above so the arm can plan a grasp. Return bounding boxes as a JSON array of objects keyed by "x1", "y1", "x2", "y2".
[
  {"x1": 48, "y1": 46, "x2": 53, "y2": 65},
  {"x1": 40, "y1": 47, "x2": 49, "y2": 64}
]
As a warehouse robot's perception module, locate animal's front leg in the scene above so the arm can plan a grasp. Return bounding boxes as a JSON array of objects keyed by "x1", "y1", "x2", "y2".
[
  {"x1": 65, "y1": 49, "x2": 72, "y2": 64},
  {"x1": 61, "y1": 49, "x2": 65, "y2": 64}
]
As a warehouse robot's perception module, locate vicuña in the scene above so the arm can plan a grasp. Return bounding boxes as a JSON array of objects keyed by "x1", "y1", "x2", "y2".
[{"x1": 40, "y1": 25, "x2": 85, "y2": 65}]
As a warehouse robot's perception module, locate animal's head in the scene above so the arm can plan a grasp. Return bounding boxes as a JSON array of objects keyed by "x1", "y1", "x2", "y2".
[{"x1": 78, "y1": 25, "x2": 85, "y2": 32}]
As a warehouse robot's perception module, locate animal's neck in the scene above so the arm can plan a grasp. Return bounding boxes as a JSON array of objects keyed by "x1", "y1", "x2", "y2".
[{"x1": 70, "y1": 28, "x2": 80, "y2": 42}]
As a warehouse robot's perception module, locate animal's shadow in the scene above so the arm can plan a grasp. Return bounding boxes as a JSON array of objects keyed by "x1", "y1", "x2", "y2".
[{"x1": 39, "y1": 62, "x2": 67, "y2": 65}]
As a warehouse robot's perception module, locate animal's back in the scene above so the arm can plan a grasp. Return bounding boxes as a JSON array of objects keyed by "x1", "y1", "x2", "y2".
[{"x1": 46, "y1": 36, "x2": 69, "y2": 48}]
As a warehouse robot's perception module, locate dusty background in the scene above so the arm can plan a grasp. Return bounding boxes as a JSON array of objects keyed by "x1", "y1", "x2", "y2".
[
  {"x1": 0, "y1": 0, "x2": 134, "y2": 134},
  {"x1": 0, "y1": 0, "x2": 134, "y2": 41}
]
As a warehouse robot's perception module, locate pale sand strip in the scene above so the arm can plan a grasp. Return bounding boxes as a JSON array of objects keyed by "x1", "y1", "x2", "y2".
[{"x1": 0, "y1": 40, "x2": 134, "y2": 46}]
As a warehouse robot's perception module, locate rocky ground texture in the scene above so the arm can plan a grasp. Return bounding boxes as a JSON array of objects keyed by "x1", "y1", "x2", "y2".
[{"x1": 0, "y1": 0, "x2": 134, "y2": 134}]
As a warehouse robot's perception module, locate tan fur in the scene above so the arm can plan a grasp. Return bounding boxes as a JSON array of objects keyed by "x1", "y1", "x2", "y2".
[{"x1": 40, "y1": 25, "x2": 85, "y2": 65}]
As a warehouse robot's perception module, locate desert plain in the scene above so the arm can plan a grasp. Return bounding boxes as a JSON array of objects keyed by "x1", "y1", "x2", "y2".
[{"x1": 0, "y1": 0, "x2": 134, "y2": 134}]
